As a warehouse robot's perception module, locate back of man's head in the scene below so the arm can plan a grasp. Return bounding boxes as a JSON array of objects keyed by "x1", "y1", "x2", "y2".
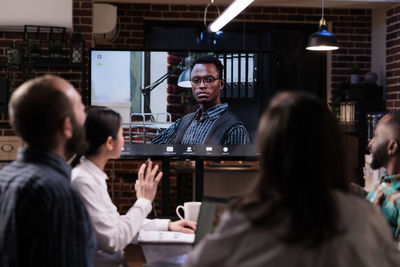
[{"x1": 9, "y1": 75, "x2": 74, "y2": 151}]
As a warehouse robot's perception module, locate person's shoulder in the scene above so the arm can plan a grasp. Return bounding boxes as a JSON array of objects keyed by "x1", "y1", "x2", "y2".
[
  {"x1": 167, "y1": 112, "x2": 192, "y2": 127},
  {"x1": 219, "y1": 209, "x2": 251, "y2": 230},
  {"x1": 0, "y1": 160, "x2": 45, "y2": 186},
  {"x1": 223, "y1": 108, "x2": 245, "y2": 124},
  {"x1": 334, "y1": 191, "x2": 388, "y2": 227},
  {"x1": 334, "y1": 191, "x2": 396, "y2": 249},
  {"x1": 335, "y1": 190, "x2": 373, "y2": 210},
  {"x1": 71, "y1": 163, "x2": 92, "y2": 185},
  {"x1": 4, "y1": 162, "x2": 78, "y2": 202},
  {"x1": 181, "y1": 111, "x2": 197, "y2": 120},
  {"x1": 71, "y1": 163, "x2": 85, "y2": 177}
]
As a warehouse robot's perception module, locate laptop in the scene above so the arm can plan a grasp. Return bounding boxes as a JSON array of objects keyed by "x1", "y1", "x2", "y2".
[{"x1": 143, "y1": 196, "x2": 229, "y2": 267}]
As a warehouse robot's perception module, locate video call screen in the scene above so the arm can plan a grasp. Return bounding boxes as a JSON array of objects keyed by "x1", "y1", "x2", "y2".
[{"x1": 90, "y1": 49, "x2": 276, "y2": 158}]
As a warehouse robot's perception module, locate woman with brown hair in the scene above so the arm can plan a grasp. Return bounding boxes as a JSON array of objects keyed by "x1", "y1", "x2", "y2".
[{"x1": 184, "y1": 91, "x2": 400, "y2": 267}]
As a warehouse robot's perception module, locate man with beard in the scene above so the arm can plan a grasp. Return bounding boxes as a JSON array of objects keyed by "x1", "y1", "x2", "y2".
[
  {"x1": 367, "y1": 111, "x2": 400, "y2": 247},
  {"x1": 0, "y1": 75, "x2": 95, "y2": 266}
]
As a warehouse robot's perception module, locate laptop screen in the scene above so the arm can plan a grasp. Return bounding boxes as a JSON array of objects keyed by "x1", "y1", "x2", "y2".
[{"x1": 194, "y1": 196, "x2": 229, "y2": 246}]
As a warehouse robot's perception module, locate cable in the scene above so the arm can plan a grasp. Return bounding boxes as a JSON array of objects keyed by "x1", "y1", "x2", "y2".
[{"x1": 204, "y1": 0, "x2": 221, "y2": 30}]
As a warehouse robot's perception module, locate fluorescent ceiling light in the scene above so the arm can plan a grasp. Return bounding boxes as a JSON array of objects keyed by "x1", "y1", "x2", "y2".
[
  {"x1": 209, "y1": 0, "x2": 254, "y2": 32},
  {"x1": 306, "y1": 45, "x2": 339, "y2": 51}
]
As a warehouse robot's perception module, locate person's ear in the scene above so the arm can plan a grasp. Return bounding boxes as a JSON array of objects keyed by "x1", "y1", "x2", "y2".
[
  {"x1": 219, "y1": 79, "x2": 224, "y2": 89},
  {"x1": 388, "y1": 140, "x2": 399, "y2": 155},
  {"x1": 388, "y1": 140, "x2": 398, "y2": 155},
  {"x1": 61, "y1": 117, "x2": 73, "y2": 139},
  {"x1": 105, "y1": 136, "x2": 114, "y2": 151}
]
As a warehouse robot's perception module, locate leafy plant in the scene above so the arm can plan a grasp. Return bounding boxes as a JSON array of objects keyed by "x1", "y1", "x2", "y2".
[
  {"x1": 49, "y1": 40, "x2": 64, "y2": 56},
  {"x1": 329, "y1": 83, "x2": 347, "y2": 120},
  {"x1": 5, "y1": 42, "x2": 34, "y2": 94},
  {"x1": 28, "y1": 40, "x2": 41, "y2": 55},
  {"x1": 349, "y1": 64, "x2": 360, "y2": 75},
  {"x1": 329, "y1": 94, "x2": 341, "y2": 120}
]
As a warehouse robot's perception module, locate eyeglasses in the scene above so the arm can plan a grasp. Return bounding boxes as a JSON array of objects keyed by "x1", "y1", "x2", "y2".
[{"x1": 190, "y1": 76, "x2": 220, "y2": 85}]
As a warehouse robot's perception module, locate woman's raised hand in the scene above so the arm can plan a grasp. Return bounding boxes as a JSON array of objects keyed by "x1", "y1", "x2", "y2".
[{"x1": 135, "y1": 160, "x2": 163, "y2": 202}]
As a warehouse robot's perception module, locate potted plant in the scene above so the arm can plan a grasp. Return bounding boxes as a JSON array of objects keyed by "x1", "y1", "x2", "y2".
[
  {"x1": 349, "y1": 64, "x2": 360, "y2": 84},
  {"x1": 28, "y1": 40, "x2": 41, "y2": 58},
  {"x1": 5, "y1": 42, "x2": 20, "y2": 95},
  {"x1": 49, "y1": 40, "x2": 64, "y2": 58},
  {"x1": 5, "y1": 42, "x2": 34, "y2": 95}
]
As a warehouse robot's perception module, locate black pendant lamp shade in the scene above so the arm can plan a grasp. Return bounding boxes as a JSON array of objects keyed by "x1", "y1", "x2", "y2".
[{"x1": 307, "y1": 18, "x2": 338, "y2": 51}]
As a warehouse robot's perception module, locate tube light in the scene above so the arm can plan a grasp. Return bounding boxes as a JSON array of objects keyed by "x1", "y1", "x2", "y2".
[{"x1": 209, "y1": 0, "x2": 254, "y2": 33}]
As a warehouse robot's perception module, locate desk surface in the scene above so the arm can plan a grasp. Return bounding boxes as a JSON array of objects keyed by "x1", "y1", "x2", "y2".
[{"x1": 141, "y1": 243, "x2": 192, "y2": 266}]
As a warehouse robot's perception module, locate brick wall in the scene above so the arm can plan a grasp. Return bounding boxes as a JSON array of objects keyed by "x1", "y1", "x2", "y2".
[
  {"x1": 0, "y1": 3, "x2": 399, "y2": 214},
  {"x1": 0, "y1": 0, "x2": 93, "y2": 163},
  {"x1": 0, "y1": 3, "x2": 378, "y2": 130},
  {"x1": 104, "y1": 159, "x2": 194, "y2": 215},
  {"x1": 386, "y1": 5, "x2": 400, "y2": 109},
  {"x1": 104, "y1": 4, "x2": 373, "y2": 91},
  {"x1": 166, "y1": 51, "x2": 193, "y2": 121}
]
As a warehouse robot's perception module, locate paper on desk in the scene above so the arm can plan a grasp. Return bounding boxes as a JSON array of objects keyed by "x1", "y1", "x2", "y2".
[{"x1": 138, "y1": 230, "x2": 195, "y2": 244}]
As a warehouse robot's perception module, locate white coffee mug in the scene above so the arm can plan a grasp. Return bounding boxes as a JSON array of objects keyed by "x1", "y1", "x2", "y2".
[{"x1": 176, "y1": 202, "x2": 201, "y2": 222}]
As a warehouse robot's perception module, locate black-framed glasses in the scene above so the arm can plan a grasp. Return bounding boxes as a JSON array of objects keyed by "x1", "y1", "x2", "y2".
[{"x1": 190, "y1": 76, "x2": 220, "y2": 85}]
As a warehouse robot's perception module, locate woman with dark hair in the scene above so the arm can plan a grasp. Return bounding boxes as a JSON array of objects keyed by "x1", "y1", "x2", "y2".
[
  {"x1": 72, "y1": 106, "x2": 196, "y2": 267},
  {"x1": 184, "y1": 92, "x2": 400, "y2": 267}
]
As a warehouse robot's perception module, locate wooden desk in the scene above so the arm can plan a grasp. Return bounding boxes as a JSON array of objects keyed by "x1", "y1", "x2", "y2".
[
  {"x1": 141, "y1": 243, "x2": 192, "y2": 265},
  {"x1": 125, "y1": 241, "x2": 192, "y2": 266}
]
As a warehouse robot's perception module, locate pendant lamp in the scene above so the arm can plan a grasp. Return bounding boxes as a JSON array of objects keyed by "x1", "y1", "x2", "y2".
[{"x1": 306, "y1": 0, "x2": 338, "y2": 51}]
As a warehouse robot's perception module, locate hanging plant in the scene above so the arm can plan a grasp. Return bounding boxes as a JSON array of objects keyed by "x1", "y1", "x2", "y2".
[
  {"x1": 5, "y1": 42, "x2": 35, "y2": 95},
  {"x1": 28, "y1": 40, "x2": 41, "y2": 58},
  {"x1": 49, "y1": 40, "x2": 64, "y2": 58}
]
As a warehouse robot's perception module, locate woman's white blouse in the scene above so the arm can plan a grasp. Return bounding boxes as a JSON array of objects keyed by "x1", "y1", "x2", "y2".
[{"x1": 71, "y1": 157, "x2": 169, "y2": 258}]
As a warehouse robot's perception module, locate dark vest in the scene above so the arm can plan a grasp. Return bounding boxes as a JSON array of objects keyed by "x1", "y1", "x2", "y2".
[{"x1": 173, "y1": 108, "x2": 246, "y2": 144}]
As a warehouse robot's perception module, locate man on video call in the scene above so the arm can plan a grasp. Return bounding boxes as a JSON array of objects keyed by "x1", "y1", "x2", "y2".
[{"x1": 151, "y1": 55, "x2": 250, "y2": 145}]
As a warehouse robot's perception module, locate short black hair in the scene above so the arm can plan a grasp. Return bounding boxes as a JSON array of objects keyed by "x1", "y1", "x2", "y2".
[{"x1": 191, "y1": 55, "x2": 224, "y2": 79}]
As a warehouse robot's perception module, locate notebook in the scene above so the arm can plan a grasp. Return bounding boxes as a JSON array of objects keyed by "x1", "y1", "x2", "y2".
[
  {"x1": 142, "y1": 196, "x2": 229, "y2": 266},
  {"x1": 138, "y1": 230, "x2": 195, "y2": 244}
]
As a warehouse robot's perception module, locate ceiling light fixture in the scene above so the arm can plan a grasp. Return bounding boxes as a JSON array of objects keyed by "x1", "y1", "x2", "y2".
[
  {"x1": 306, "y1": 0, "x2": 338, "y2": 51},
  {"x1": 209, "y1": 0, "x2": 254, "y2": 33}
]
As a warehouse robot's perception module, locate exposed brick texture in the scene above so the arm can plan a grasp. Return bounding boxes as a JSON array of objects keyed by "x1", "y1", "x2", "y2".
[
  {"x1": 104, "y1": 160, "x2": 193, "y2": 216},
  {"x1": 0, "y1": 3, "x2": 379, "y2": 127},
  {"x1": 386, "y1": 5, "x2": 400, "y2": 109},
  {"x1": 0, "y1": 3, "x2": 399, "y2": 213},
  {"x1": 103, "y1": 4, "x2": 374, "y2": 91}
]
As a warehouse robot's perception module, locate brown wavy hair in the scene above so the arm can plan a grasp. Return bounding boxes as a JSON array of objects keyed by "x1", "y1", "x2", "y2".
[{"x1": 234, "y1": 91, "x2": 348, "y2": 246}]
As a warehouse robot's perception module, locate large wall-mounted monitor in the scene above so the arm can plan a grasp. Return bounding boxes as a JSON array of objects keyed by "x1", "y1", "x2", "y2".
[{"x1": 89, "y1": 49, "x2": 276, "y2": 159}]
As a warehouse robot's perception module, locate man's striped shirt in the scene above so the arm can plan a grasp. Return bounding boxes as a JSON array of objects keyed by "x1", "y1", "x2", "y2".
[
  {"x1": 0, "y1": 148, "x2": 95, "y2": 267},
  {"x1": 151, "y1": 103, "x2": 250, "y2": 145}
]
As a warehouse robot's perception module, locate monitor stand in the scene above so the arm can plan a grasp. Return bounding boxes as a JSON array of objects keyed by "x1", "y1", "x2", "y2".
[{"x1": 161, "y1": 159, "x2": 204, "y2": 217}]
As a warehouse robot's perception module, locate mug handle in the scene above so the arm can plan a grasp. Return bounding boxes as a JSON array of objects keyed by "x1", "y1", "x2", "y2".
[{"x1": 176, "y1": 205, "x2": 184, "y2": 220}]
